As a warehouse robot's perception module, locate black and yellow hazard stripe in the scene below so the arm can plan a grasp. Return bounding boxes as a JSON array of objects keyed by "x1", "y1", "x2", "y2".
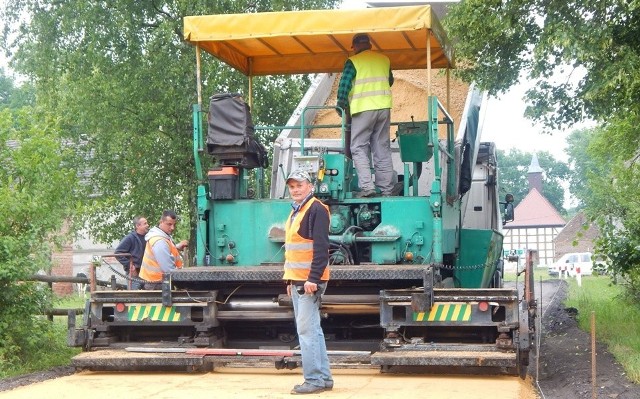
[
  {"x1": 128, "y1": 305, "x2": 181, "y2": 322},
  {"x1": 413, "y1": 303, "x2": 472, "y2": 322}
]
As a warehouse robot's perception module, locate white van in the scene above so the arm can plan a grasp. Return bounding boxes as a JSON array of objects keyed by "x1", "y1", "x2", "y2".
[{"x1": 548, "y1": 252, "x2": 594, "y2": 277}]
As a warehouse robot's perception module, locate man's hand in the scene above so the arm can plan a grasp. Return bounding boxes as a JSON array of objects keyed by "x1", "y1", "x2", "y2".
[
  {"x1": 303, "y1": 281, "x2": 318, "y2": 294},
  {"x1": 176, "y1": 240, "x2": 189, "y2": 251}
]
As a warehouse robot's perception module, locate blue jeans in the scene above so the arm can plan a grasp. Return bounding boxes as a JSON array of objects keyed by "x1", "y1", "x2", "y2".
[{"x1": 291, "y1": 283, "x2": 332, "y2": 387}]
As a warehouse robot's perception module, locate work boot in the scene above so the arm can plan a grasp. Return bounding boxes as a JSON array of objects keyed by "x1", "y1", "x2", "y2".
[
  {"x1": 355, "y1": 189, "x2": 377, "y2": 198},
  {"x1": 382, "y1": 182, "x2": 404, "y2": 197},
  {"x1": 294, "y1": 380, "x2": 333, "y2": 391},
  {"x1": 291, "y1": 382, "x2": 326, "y2": 394}
]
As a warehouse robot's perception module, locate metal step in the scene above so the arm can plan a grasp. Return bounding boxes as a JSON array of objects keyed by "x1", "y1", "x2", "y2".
[
  {"x1": 72, "y1": 347, "x2": 373, "y2": 372},
  {"x1": 371, "y1": 349, "x2": 517, "y2": 368},
  {"x1": 72, "y1": 349, "x2": 210, "y2": 372}
]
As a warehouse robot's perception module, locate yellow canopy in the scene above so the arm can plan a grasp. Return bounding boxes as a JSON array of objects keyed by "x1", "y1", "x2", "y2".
[{"x1": 184, "y1": 5, "x2": 454, "y2": 76}]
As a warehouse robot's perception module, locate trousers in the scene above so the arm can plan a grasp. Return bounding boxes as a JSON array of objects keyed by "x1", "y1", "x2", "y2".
[
  {"x1": 291, "y1": 282, "x2": 332, "y2": 387},
  {"x1": 350, "y1": 108, "x2": 393, "y2": 194}
]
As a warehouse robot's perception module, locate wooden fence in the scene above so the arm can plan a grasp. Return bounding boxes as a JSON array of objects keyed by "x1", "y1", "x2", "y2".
[{"x1": 28, "y1": 253, "x2": 131, "y2": 320}]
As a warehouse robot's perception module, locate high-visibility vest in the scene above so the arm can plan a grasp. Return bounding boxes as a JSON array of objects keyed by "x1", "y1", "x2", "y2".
[
  {"x1": 283, "y1": 198, "x2": 330, "y2": 281},
  {"x1": 139, "y1": 236, "x2": 183, "y2": 282},
  {"x1": 348, "y1": 50, "x2": 392, "y2": 115}
]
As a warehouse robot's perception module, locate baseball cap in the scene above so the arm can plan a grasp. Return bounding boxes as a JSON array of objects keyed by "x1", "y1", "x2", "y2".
[
  {"x1": 352, "y1": 33, "x2": 371, "y2": 48},
  {"x1": 286, "y1": 169, "x2": 311, "y2": 183}
]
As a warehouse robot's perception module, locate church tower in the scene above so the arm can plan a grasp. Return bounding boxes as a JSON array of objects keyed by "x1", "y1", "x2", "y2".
[{"x1": 527, "y1": 153, "x2": 543, "y2": 193}]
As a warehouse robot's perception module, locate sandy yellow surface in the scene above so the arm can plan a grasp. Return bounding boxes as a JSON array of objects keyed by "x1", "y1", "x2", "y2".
[{"x1": 0, "y1": 368, "x2": 539, "y2": 399}]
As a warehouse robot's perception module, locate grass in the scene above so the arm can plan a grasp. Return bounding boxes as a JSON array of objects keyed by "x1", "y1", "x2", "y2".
[
  {"x1": 0, "y1": 295, "x2": 84, "y2": 379},
  {"x1": 53, "y1": 295, "x2": 87, "y2": 310},
  {"x1": 564, "y1": 276, "x2": 640, "y2": 384}
]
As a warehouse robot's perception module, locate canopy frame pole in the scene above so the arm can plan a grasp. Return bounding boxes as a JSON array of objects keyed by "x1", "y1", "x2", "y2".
[
  {"x1": 248, "y1": 58, "x2": 253, "y2": 109},
  {"x1": 446, "y1": 67, "x2": 450, "y2": 112},
  {"x1": 427, "y1": 30, "x2": 432, "y2": 99},
  {"x1": 246, "y1": 59, "x2": 262, "y2": 198},
  {"x1": 196, "y1": 45, "x2": 202, "y2": 107}
]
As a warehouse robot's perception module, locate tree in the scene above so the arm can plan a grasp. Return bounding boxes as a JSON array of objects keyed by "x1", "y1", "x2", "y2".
[
  {"x1": 497, "y1": 149, "x2": 570, "y2": 214},
  {"x1": 0, "y1": 106, "x2": 80, "y2": 369},
  {"x1": 0, "y1": 69, "x2": 34, "y2": 109},
  {"x1": 444, "y1": 0, "x2": 639, "y2": 132},
  {"x1": 565, "y1": 127, "x2": 610, "y2": 210},
  {"x1": 574, "y1": 120, "x2": 640, "y2": 296},
  {"x1": 443, "y1": 0, "x2": 640, "y2": 294},
  {"x1": 1, "y1": 0, "x2": 338, "y2": 244}
]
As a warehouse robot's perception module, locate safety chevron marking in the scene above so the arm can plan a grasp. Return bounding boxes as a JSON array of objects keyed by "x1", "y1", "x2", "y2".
[
  {"x1": 413, "y1": 303, "x2": 472, "y2": 322},
  {"x1": 128, "y1": 305, "x2": 181, "y2": 322}
]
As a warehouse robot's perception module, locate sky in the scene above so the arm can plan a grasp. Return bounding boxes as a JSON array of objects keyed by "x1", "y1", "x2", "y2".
[{"x1": 483, "y1": 83, "x2": 575, "y2": 163}]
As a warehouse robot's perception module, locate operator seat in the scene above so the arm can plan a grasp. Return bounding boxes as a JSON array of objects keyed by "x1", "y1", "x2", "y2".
[{"x1": 206, "y1": 93, "x2": 268, "y2": 169}]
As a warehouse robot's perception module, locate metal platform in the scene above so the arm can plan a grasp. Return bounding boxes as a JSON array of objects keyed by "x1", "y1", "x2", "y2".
[
  {"x1": 72, "y1": 349, "x2": 211, "y2": 372},
  {"x1": 371, "y1": 345, "x2": 517, "y2": 368},
  {"x1": 71, "y1": 347, "x2": 373, "y2": 372},
  {"x1": 171, "y1": 265, "x2": 431, "y2": 282}
]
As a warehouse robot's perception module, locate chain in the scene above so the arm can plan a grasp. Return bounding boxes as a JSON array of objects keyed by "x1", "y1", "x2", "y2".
[
  {"x1": 101, "y1": 258, "x2": 151, "y2": 284},
  {"x1": 432, "y1": 263, "x2": 490, "y2": 272}
]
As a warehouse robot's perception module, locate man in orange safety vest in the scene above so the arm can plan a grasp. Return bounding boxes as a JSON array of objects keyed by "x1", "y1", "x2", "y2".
[
  {"x1": 139, "y1": 210, "x2": 188, "y2": 290},
  {"x1": 283, "y1": 170, "x2": 333, "y2": 395}
]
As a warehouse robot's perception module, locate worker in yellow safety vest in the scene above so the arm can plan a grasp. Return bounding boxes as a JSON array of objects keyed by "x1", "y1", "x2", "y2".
[
  {"x1": 139, "y1": 209, "x2": 188, "y2": 290},
  {"x1": 283, "y1": 169, "x2": 333, "y2": 395},
  {"x1": 337, "y1": 32, "x2": 400, "y2": 198}
]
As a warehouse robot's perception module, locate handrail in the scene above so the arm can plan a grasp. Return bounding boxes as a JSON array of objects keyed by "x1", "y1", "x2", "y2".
[
  {"x1": 299, "y1": 105, "x2": 346, "y2": 154},
  {"x1": 436, "y1": 98, "x2": 454, "y2": 124}
]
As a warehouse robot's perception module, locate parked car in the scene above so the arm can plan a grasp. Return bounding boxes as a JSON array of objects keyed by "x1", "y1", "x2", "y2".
[
  {"x1": 548, "y1": 252, "x2": 594, "y2": 277},
  {"x1": 592, "y1": 254, "x2": 610, "y2": 275}
]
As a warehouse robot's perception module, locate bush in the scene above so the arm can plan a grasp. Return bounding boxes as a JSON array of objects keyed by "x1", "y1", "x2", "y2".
[{"x1": 0, "y1": 108, "x2": 80, "y2": 374}]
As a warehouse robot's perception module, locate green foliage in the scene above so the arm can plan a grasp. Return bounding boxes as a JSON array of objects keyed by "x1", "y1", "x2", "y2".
[
  {"x1": 565, "y1": 128, "x2": 606, "y2": 210},
  {"x1": 497, "y1": 149, "x2": 570, "y2": 214},
  {"x1": 0, "y1": 69, "x2": 34, "y2": 109},
  {"x1": 562, "y1": 114, "x2": 640, "y2": 295},
  {"x1": 0, "y1": 107, "x2": 80, "y2": 370},
  {"x1": 565, "y1": 277, "x2": 640, "y2": 383},
  {"x1": 2, "y1": 0, "x2": 338, "y2": 244},
  {"x1": 444, "y1": 0, "x2": 639, "y2": 132},
  {"x1": 579, "y1": 115, "x2": 640, "y2": 296},
  {"x1": 444, "y1": 0, "x2": 539, "y2": 95},
  {"x1": 0, "y1": 315, "x2": 81, "y2": 378},
  {"x1": 445, "y1": 1, "x2": 640, "y2": 297}
]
